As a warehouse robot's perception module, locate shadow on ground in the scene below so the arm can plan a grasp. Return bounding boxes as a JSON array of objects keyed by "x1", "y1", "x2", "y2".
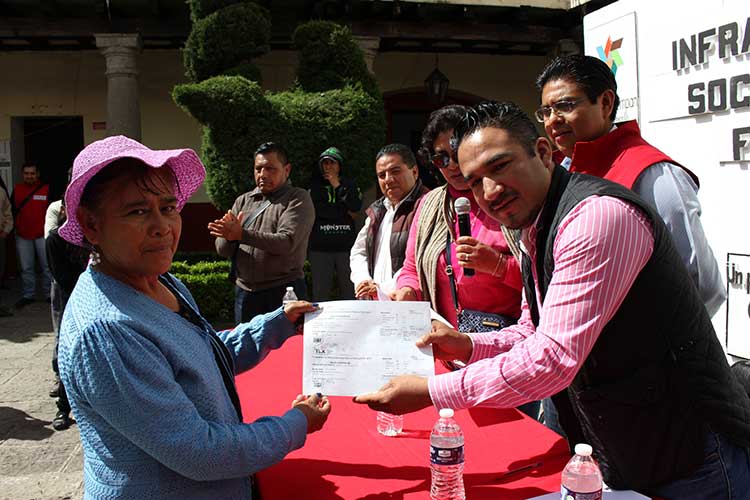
[
  {"x1": 0, "y1": 324, "x2": 45, "y2": 343},
  {"x1": 0, "y1": 406, "x2": 55, "y2": 441},
  {"x1": 0, "y1": 283, "x2": 51, "y2": 343}
]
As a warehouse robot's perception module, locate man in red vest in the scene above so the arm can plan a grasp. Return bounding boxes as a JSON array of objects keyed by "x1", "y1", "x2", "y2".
[
  {"x1": 11, "y1": 162, "x2": 51, "y2": 308},
  {"x1": 536, "y1": 54, "x2": 724, "y2": 315},
  {"x1": 535, "y1": 54, "x2": 725, "y2": 435}
]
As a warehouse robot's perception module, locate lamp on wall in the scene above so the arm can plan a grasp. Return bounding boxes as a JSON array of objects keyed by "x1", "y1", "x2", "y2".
[{"x1": 424, "y1": 54, "x2": 449, "y2": 104}]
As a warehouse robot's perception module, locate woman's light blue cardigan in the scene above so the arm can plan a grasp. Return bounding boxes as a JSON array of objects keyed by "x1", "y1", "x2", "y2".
[{"x1": 58, "y1": 268, "x2": 307, "y2": 499}]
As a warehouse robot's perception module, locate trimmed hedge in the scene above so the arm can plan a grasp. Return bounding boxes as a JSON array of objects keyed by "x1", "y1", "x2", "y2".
[
  {"x1": 173, "y1": 251, "x2": 225, "y2": 265},
  {"x1": 174, "y1": 1, "x2": 386, "y2": 212},
  {"x1": 170, "y1": 260, "x2": 233, "y2": 322},
  {"x1": 183, "y1": 2, "x2": 270, "y2": 82},
  {"x1": 293, "y1": 21, "x2": 380, "y2": 98},
  {"x1": 186, "y1": 0, "x2": 239, "y2": 22},
  {"x1": 174, "y1": 77, "x2": 385, "y2": 210}
]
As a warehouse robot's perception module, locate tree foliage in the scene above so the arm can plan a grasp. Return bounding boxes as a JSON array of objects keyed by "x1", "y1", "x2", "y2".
[{"x1": 174, "y1": 0, "x2": 386, "y2": 211}]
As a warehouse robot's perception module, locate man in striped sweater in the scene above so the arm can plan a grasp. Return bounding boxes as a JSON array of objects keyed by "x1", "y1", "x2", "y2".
[{"x1": 355, "y1": 101, "x2": 750, "y2": 498}]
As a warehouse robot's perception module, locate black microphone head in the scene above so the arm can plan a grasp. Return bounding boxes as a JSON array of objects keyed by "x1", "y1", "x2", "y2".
[{"x1": 454, "y1": 197, "x2": 471, "y2": 216}]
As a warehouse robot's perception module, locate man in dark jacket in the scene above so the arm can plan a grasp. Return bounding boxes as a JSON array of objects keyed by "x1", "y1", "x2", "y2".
[
  {"x1": 355, "y1": 101, "x2": 750, "y2": 498},
  {"x1": 308, "y1": 147, "x2": 362, "y2": 301},
  {"x1": 46, "y1": 203, "x2": 89, "y2": 430}
]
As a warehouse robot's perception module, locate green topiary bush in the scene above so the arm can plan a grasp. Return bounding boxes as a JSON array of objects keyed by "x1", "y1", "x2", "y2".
[
  {"x1": 293, "y1": 21, "x2": 380, "y2": 98},
  {"x1": 173, "y1": 250, "x2": 226, "y2": 265},
  {"x1": 170, "y1": 260, "x2": 233, "y2": 322},
  {"x1": 186, "y1": 0, "x2": 238, "y2": 22},
  {"x1": 174, "y1": 0, "x2": 386, "y2": 212},
  {"x1": 183, "y1": 2, "x2": 271, "y2": 82}
]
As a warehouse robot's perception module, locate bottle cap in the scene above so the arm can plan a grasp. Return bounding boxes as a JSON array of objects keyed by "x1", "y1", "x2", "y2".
[
  {"x1": 439, "y1": 408, "x2": 454, "y2": 419},
  {"x1": 574, "y1": 443, "x2": 593, "y2": 456}
]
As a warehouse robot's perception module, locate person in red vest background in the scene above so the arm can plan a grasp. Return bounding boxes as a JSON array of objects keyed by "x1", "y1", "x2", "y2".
[
  {"x1": 535, "y1": 54, "x2": 725, "y2": 436},
  {"x1": 12, "y1": 162, "x2": 51, "y2": 308}
]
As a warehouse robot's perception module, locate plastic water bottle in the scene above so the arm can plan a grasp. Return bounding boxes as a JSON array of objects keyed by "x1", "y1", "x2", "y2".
[
  {"x1": 561, "y1": 443, "x2": 603, "y2": 500},
  {"x1": 430, "y1": 408, "x2": 465, "y2": 500},
  {"x1": 376, "y1": 411, "x2": 403, "y2": 436},
  {"x1": 282, "y1": 286, "x2": 297, "y2": 306}
]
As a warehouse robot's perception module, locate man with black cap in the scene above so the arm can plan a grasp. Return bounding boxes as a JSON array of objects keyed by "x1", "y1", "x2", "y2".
[{"x1": 308, "y1": 146, "x2": 362, "y2": 300}]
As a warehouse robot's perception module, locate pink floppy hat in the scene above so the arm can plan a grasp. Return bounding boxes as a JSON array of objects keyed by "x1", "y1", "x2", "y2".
[{"x1": 59, "y1": 135, "x2": 206, "y2": 247}]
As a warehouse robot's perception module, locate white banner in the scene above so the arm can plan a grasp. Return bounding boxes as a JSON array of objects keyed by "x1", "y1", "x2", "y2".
[
  {"x1": 584, "y1": 11, "x2": 640, "y2": 123},
  {"x1": 727, "y1": 254, "x2": 750, "y2": 359}
]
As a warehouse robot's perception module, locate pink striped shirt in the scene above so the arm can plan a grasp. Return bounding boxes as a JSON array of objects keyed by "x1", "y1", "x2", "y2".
[
  {"x1": 428, "y1": 195, "x2": 655, "y2": 411},
  {"x1": 397, "y1": 186, "x2": 522, "y2": 326}
]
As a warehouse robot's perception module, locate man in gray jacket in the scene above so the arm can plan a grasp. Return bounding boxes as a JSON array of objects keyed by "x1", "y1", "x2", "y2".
[{"x1": 209, "y1": 142, "x2": 314, "y2": 323}]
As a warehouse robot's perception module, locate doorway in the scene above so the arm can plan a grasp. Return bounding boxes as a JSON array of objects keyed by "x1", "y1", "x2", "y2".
[
  {"x1": 21, "y1": 117, "x2": 84, "y2": 201},
  {"x1": 384, "y1": 89, "x2": 483, "y2": 189}
]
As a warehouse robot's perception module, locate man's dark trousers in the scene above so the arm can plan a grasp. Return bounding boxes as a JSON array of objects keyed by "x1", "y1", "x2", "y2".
[{"x1": 234, "y1": 278, "x2": 307, "y2": 323}]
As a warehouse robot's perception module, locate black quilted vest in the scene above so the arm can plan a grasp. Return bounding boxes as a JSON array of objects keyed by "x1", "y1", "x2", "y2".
[
  {"x1": 523, "y1": 166, "x2": 750, "y2": 491},
  {"x1": 365, "y1": 180, "x2": 428, "y2": 277}
]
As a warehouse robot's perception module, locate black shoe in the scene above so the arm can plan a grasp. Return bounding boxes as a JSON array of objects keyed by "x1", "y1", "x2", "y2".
[
  {"x1": 49, "y1": 378, "x2": 61, "y2": 398},
  {"x1": 52, "y1": 411, "x2": 72, "y2": 431},
  {"x1": 14, "y1": 297, "x2": 34, "y2": 309}
]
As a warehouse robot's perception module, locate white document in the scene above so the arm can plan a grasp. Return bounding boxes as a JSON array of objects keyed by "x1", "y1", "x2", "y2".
[{"x1": 302, "y1": 300, "x2": 434, "y2": 396}]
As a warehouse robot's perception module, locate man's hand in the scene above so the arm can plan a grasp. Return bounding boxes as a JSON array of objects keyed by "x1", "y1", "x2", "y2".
[
  {"x1": 455, "y1": 236, "x2": 505, "y2": 276},
  {"x1": 353, "y1": 375, "x2": 432, "y2": 415},
  {"x1": 207, "y1": 210, "x2": 244, "y2": 241},
  {"x1": 292, "y1": 393, "x2": 331, "y2": 434},
  {"x1": 389, "y1": 286, "x2": 417, "y2": 301},
  {"x1": 283, "y1": 301, "x2": 318, "y2": 327},
  {"x1": 417, "y1": 321, "x2": 473, "y2": 364},
  {"x1": 355, "y1": 280, "x2": 378, "y2": 299}
]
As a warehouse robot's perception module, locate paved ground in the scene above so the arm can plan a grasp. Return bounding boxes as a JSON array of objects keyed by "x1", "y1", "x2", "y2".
[{"x1": 0, "y1": 279, "x2": 83, "y2": 500}]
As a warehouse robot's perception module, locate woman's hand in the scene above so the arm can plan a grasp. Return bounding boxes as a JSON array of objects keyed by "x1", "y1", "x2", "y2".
[
  {"x1": 389, "y1": 286, "x2": 417, "y2": 301},
  {"x1": 283, "y1": 301, "x2": 318, "y2": 326},
  {"x1": 455, "y1": 236, "x2": 506, "y2": 277},
  {"x1": 292, "y1": 393, "x2": 331, "y2": 434}
]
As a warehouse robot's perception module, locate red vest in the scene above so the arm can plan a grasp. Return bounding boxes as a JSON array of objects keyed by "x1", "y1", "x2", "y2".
[
  {"x1": 563, "y1": 120, "x2": 699, "y2": 189},
  {"x1": 12, "y1": 182, "x2": 49, "y2": 239}
]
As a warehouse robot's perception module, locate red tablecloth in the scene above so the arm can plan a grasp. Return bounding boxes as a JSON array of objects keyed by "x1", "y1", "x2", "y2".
[{"x1": 237, "y1": 336, "x2": 571, "y2": 499}]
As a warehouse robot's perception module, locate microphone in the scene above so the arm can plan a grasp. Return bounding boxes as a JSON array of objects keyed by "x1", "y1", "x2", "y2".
[{"x1": 454, "y1": 197, "x2": 474, "y2": 276}]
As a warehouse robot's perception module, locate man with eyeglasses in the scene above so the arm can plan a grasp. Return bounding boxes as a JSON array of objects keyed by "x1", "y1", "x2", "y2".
[
  {"x1": 349, "y1": 144, "x2": 428, "y2": 299},
  {"x1": 535, "y1": 55, "x2": 724, "y2": 318},
  {"x1": 355, "y1": 101, "x2": 750, "y2": 498},
  {"x1": 535, "y1": 55, "x2": 726, "y2": 438},
  {"x1": 209, "y1": 142, "x2": 314, "y2": 322}
]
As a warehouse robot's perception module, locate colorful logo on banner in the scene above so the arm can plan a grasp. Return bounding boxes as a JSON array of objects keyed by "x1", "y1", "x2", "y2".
[{"x1": 597, "y1": 36, "x2": 624, "y2": 75}]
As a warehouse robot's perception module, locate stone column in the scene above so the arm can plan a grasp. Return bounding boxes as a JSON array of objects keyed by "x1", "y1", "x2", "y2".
[
  {"x1": 95, "y1": 33, "x2": 143, "y2": 140},
  {"x1": 354, "y1": 36, "x2": 381, "y2": 74}
]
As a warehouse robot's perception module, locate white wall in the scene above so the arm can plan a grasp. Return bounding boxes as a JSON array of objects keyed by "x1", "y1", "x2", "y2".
[{"x1": 585, "y1": 0, "x2": 750, "y2": 353}]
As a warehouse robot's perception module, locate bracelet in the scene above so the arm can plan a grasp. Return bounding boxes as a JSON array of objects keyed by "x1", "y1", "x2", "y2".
[{"x1": 492, "y1": 253, "x2": 506, "y2": 279}]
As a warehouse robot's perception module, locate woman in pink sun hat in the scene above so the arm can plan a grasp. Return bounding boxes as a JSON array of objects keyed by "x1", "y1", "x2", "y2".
[{"x1": 57, "y1": 136, "x2": 330, "y2": 500}]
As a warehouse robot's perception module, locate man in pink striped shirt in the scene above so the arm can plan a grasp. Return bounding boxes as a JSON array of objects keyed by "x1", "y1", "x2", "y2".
[{"x1": 355, "y1": 101, "x2": 750, "y2": 497}]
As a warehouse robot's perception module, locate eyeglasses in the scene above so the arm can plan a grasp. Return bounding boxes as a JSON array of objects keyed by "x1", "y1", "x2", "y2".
[
  {"x1": 430, "y1": 150, "x2": 457, "y2": 169},
  {"x1": 534, "y1": 98, "x2": 585, "y2": 122}
]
